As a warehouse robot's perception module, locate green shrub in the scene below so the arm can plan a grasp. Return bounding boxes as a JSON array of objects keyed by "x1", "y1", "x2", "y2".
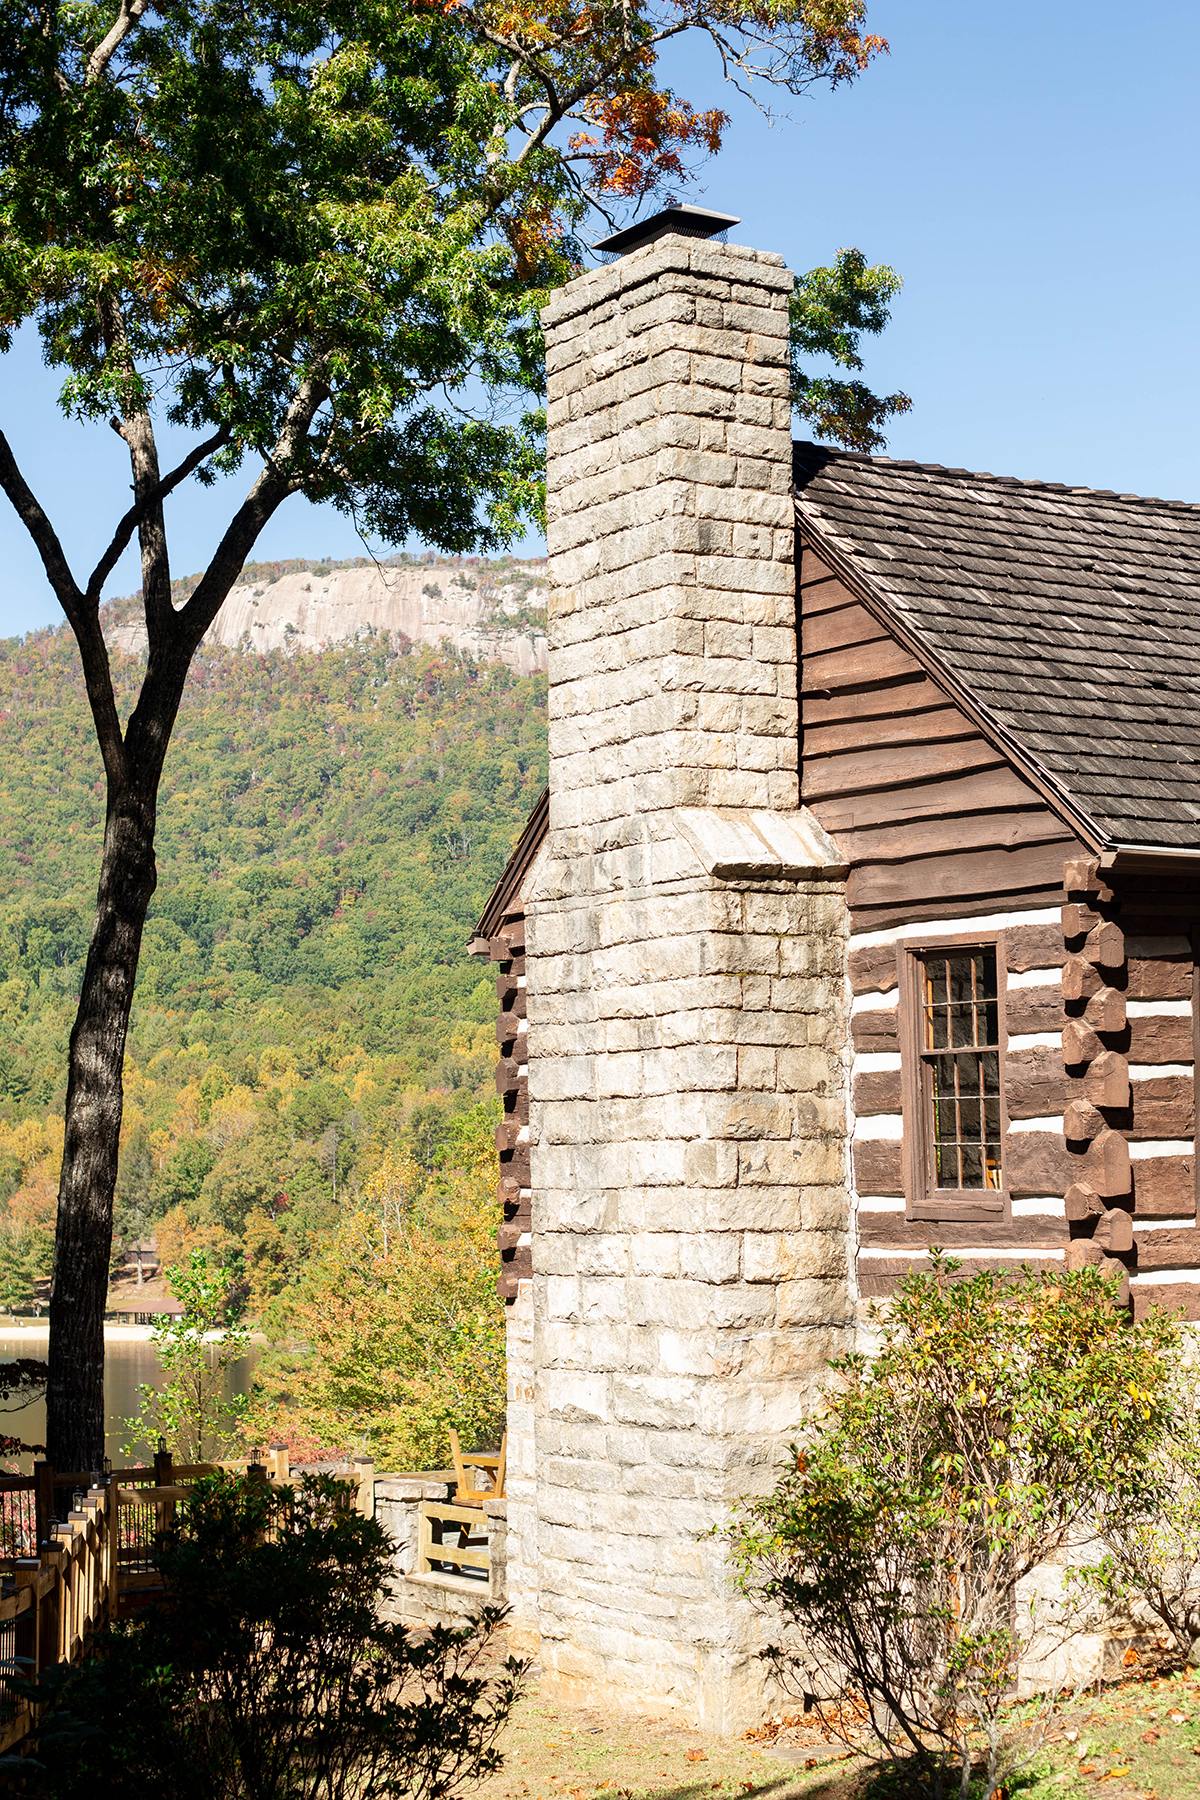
[
  {"x1": 121, "y1": 1251, "x2": 249, "y2": 1463},
  {"x1": 27, "y1": 1471, "x2": 525, "y2": 1799},
  {"x1": 1084, "y1": 1349, "x2": 1200, "y2": 1662},
  {"x1": 724, "y1": 1257, "x2": 1180, "y2": 1800}
]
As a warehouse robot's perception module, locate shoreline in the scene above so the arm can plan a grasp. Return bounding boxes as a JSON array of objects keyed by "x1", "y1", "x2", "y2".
[
  {"x1": 0, "y1": 1321, "x2": 157, "y2": 1342},
  {"x1": 0, "y1": 1322, "x2": 265, "y2": 1344}
]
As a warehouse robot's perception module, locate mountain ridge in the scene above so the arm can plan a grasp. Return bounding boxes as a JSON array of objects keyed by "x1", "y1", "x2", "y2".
[
  {"x1": 101, "y1": 554, "x2": 549, "y2": 675},
  {"x1": 0, "y1": 619, "x2": 548, "y2": 1321}
]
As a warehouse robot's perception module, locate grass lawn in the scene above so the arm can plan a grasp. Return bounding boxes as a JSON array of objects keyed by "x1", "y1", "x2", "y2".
[
  {"x1": 473, "y1": 1665, "x2": 1200, "y2": 1800},
  {"x1": 1024, "y1": 1664, "x2": 1200, "y2": 1800}
]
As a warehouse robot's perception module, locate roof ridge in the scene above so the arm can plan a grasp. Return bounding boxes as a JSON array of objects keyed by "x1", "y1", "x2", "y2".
[{"x1": 791, "y1": 440, "x2": 1200, "y2": 515}]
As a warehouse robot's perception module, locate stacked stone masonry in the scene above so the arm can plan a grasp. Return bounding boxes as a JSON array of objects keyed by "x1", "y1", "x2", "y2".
[
  {"x1": 542, "y1": 237, "x2": 799, "y2": 827},
  {"x1": 521, "y1": 234, "x2": 854, "y2": 1732}
]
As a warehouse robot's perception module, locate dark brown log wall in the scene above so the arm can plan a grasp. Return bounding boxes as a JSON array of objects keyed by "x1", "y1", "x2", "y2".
[
  {"x1": 472, "y1": 912, "x2": 531, "y2": 1300},
  {"x1": 799, "y1": 544, "x2": 1085, "y2": 931},
  {"x1": 1057, "y1": 859, "x2": 1200, "y2": 1320},
  {"x1": 849, "y1": 868, "x2": 1200, "y2": 1319},
  {"x1": 851, "y1": 915, "x2": 1070, "y2": 1296}
]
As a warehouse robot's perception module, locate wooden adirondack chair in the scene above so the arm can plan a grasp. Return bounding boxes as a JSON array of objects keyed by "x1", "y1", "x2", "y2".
[{"x1": 448, "y1": 1430, "x2": 506, "y2": 1507}]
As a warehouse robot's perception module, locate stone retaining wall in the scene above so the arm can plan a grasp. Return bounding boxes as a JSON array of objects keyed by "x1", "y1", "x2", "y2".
[{"x1": 374, "y1": 1474, "x2": 508, "y2": 1630}]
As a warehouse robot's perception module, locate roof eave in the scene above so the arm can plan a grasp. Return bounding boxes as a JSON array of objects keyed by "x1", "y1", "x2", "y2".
[
  {"x1": 469, "y1": 785, "x2": 550, "y2": 947},
  {"x1": 794, "y1": 502, "x2": 1113, "y2": 858},
  {"x1": 1098, "y1": 842, "x2": 1200, "y2": 871}
]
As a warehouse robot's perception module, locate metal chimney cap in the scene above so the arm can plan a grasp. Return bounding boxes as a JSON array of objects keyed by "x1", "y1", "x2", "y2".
[{"x1": 594, "y1": 202, "x2": 741, "y2": 260}]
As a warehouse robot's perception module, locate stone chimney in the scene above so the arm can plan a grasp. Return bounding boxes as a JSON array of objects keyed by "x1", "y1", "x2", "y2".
[{"x1": 518, "y1": 220, "x2": 852, "y2": 1730}]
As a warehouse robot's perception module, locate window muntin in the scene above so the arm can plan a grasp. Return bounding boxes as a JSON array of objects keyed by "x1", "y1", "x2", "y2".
[{"x1": 919, "y1": 948, "x2": 1002, "y2": 1192}]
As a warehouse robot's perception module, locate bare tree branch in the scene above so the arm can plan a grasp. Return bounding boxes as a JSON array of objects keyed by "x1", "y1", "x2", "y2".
[
  {"x1": 85, "y1": 0, "x2": 150, "y2": 86},
  {"x1": 0, "y1": 427, "x2": 126, "y2": 783},
  {"x1": 97, "y1": 289, "x2": 175, "y2": 646},
  {"x1": 85, "y1": 424, "x2": 233, "y2": 602},
  {"x1": 178, "y1": 370, "x2": 331, "y2": 651}
]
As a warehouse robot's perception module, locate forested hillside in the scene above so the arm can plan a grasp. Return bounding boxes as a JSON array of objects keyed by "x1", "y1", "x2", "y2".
[{"x1": 0, "y1": 596, "x2": 547, "y2": 1351}]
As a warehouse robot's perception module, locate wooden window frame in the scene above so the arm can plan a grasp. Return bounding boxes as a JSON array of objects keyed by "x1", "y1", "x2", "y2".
[{"x1": 898, "y1": 930, "x2": 1011, "y2": 1224}]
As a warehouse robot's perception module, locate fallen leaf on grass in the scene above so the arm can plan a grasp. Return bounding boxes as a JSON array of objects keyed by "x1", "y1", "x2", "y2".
[{"x1": 686, "y1": 1751, "x2": 707, "y2": 1764}]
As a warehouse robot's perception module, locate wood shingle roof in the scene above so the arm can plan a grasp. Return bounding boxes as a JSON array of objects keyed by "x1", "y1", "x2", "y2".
[{"x1": 793, "y1": 442, "x2": 1200, "y2": 851}]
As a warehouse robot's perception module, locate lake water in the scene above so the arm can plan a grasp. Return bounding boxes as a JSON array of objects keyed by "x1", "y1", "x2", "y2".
[{"x1": 0, "y1": 1330, "x2": 258, "y2": 1469}]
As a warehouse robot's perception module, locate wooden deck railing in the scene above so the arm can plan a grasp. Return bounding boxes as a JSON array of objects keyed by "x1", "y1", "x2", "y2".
[
  {"x1": 0, "y1": 1448, "x2": 375, "y2": 1754},
  {"x1": 0, "y1": 1480, "x2": 114, "y2": 1753}
]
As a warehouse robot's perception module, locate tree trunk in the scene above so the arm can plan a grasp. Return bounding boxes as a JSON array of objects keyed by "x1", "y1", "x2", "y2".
[
  {"x1": 46, "y1": 785, "x2": 157, "y2": 1471},
  {"x1": 1, "y1": 387, "x2": 307, "y2": 1472}
]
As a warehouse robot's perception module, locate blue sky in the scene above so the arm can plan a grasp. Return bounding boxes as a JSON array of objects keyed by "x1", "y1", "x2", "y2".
[{"x1": 2, "y1": 0, "x2": 1198, "y2": 637}]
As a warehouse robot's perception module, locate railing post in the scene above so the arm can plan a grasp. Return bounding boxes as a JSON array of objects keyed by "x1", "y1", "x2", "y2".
[
  {"x1": 352, "y1": 1458, "x2": 375, "y2": 1520},
  {"x1": 53, "y1": 1525, "x2": 75, "y2": 1663},
  {"x1": 14, "y1": 1559, "x2": 40, "y2": 1710},
  {"x1": 154, "y1": 1444, "x2": 174, "y2": 1540},
  {"x1": 417, "y1": 1503, "x2": 433, "y2": 1575},
  {"x1": 33, "y1": 1461, "x2": 53, "y2": 1548},
  {"x1": 86, "y1": 1489, "x2": 109, "y2": 1631},
  {"x1": 42, "y1": 1541, "x2": 64, "y2": 1672},
  {"x1": 269, "y1": 1443, "x2": 290, "y2": 1484}
]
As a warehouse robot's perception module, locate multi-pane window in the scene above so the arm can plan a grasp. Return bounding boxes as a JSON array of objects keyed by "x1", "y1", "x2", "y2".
[{"x1": 918, "y1": 949, "x2": 1003, "y2": 1192}]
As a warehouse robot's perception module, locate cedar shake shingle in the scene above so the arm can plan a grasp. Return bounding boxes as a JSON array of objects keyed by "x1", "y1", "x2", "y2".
[{"x1": 794, "y1": 442, "x2": 1200, "y2": 849}]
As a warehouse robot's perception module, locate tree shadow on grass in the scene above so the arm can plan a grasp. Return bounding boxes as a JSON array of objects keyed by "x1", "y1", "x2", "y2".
[
  {"x1": 617, "y1": 1767, "x2": 864, "y2": 1800},
  {"x1": 849, "y1": 1753, "x2": 1049, "y2": 1800}
]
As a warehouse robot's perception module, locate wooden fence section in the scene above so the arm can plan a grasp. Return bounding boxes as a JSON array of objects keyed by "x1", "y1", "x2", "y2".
[
  {"x1": 416, "y1": 1501, "x2": 491, "y2": 1581},
  {"x1": 0, "y1": 1481, "x2": 114, "y2": 1754},
  {"x1": 0, "y1": 1449, "x2": 375, "y2": 1754}
]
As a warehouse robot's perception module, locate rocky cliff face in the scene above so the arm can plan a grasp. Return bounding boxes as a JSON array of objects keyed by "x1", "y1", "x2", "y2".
[{"x1": 105, "y1": 557, "x2": 549, "y2": 675}]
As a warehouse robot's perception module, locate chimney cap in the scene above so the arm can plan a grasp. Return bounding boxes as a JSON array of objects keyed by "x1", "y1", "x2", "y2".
[{"x1": 594, "y1": 202, "x2": 741, "y2": 260}]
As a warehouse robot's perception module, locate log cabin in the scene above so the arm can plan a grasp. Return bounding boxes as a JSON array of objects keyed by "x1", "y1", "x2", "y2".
[{"x1": 465, "y1": 207, "x2": 1200, "y2": 1731}]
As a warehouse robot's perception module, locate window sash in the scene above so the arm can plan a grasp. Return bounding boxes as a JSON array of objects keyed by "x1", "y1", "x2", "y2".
[{"x1": 904, "y1": 942, "x2": 1007, "y2": 1216}]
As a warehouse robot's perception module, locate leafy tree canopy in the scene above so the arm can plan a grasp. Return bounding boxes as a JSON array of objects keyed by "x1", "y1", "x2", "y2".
[
  {"x1": 0, "y1": 0, "x2": 903, "y2": 1469},
  {"x1": 790, "y1": 248, "x2": 910, "y2": 451},
  {"x1": 1, "y1": 0, "x2": 891, "y2": 574}
]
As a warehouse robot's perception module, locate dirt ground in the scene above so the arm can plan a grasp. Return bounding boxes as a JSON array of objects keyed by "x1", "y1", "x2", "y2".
[
  {"x1": 474, "y1": 1688, "x2": 856, "y2": 1800},
  {"x1": 473, "y1": 1663, "x2": 1200, "y2": 1800}
]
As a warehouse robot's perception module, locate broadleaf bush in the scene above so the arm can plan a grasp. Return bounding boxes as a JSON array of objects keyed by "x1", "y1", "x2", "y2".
[
  {"x1": 1082, "y1": 1348, "x2": 1200, "y2": 1663},
  {"x1": 25, "y1": 1471, "x2": 526, "y2": 1800},
  {"x1": 724, "y1": 1256, "x2": 1181, "y2": 1800}
]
